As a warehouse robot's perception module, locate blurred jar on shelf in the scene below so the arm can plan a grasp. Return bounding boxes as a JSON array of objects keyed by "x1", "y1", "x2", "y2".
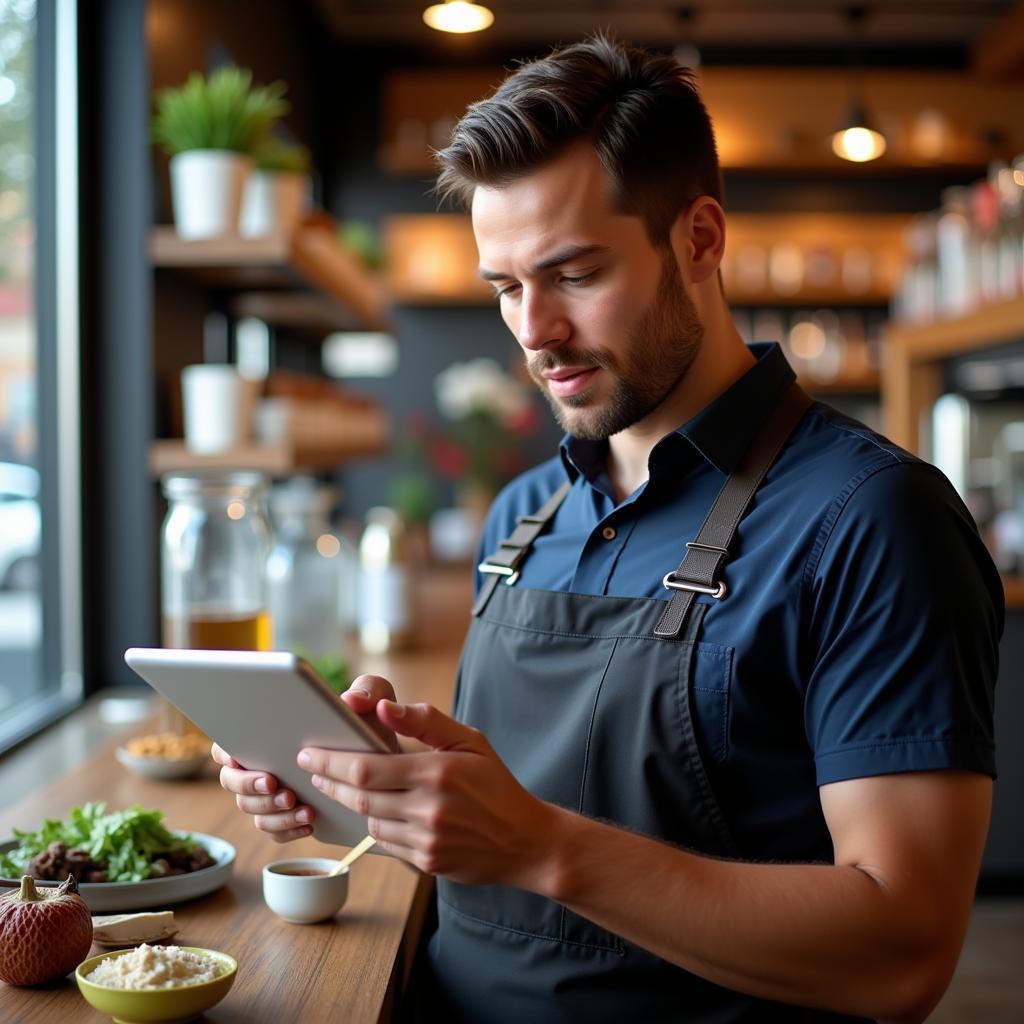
[
  {"x1": 993, "y1": 158, "x2": 1024, "y2": 301},
  {"x1": 937, "y1": 186, "x2": 974, "y2": 318},
  {"x1": 895, "y1": 213, "x2": 939, "y2": 324},
  {"x1": 895, "y1": 157, "x2": 1024, "y2": 326},
  {"x1": 358, "y1": 506, "x2": 415, "y2": 655},
  {"x1": 266, "y1": 477, "x2": 349, "y2": 665},
  {"x1": 970, "y1": 175, "x2": 1001, "y2": 308},
  {"x1": 160, "y1": 472, "x2": 273, "y2": 734}
]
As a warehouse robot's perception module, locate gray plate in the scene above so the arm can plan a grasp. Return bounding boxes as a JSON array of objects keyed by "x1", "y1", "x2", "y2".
[{"x1": 0, "y1": 831, "x2": 236, "y2": 911}]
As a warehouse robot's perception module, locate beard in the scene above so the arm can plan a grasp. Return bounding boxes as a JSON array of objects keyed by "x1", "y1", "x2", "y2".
[{"x1": 526, "y1": 252, "x2": 704, "y2": 441}]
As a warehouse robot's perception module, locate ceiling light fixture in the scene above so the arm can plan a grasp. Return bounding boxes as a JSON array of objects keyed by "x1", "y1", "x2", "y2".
[
  {"x1": 831, "y1": 102, "x2": 887, "y2": 163},
  {"x1": 830, "y1": 5, "x2": 886, "y2": 164},
  {"x1": 423, "y1": 0, "x2": 494, "y2": 34}
]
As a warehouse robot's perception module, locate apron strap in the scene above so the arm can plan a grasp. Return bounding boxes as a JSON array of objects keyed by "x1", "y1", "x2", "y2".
[
  {"x1": 472, "y1": 480, "x2": 573, "y2": 617},
  {"x1": 654, "y1": 382, "x2": 814, "y2": 639}
]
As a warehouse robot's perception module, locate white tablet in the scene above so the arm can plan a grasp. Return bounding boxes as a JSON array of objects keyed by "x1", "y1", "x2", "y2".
[{"x1": 123, "y1": 647, "x2": 391, "y2": 849}]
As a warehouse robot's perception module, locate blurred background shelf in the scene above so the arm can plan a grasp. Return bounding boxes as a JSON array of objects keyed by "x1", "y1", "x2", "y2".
[
  {"x1": 382, "y1": 211, "x2": 906, "y2": 309},
  {"x1": 886, "y1": 295, "x2": 1024, "y2": 359},
  {"x1": 1004, "y1": 575, "x2": 1024, "y2": 610},
  {"x1": 150, "y1": 222, "x2": 390, "y2": 331},
  {"x1": 229, "y1": 291, "x2": 370, "y2": 334},
  {"x1": 884, "y1": 297, "x2": 1024, "y2": 453},
  {"x1": 148, "y1": 438, "x2": 388, "y2": 477}
]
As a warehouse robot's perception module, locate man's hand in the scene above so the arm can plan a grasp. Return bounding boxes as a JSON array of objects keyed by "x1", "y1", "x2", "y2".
[
  {"x1": 338, "y1": 674, "x2": 401, "y2": 752},
  {"x1": 212, "y1": 673, "x2": 401, "y2": 842},
  {"x1": 212, "y1": 741, "x2": 315, "y2": 842},
  {"x1": 297, "y1": 700, "x2": 561, "y2": 888}
]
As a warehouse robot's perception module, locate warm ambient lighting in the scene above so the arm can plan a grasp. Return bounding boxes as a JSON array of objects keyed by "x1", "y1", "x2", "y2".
[
  {"x1": 831, "y1": 125, "x2": 887, "y2": 163},
  {"x1": 422, "y1": 0, "x2": 494, "y2": 34},
  {"x1": 830, "y1": 102, "x2": 887, "y2": 163}
]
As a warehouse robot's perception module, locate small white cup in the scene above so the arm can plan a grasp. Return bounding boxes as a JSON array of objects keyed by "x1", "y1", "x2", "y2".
[
  {"x1": 262, "y1": 858, "x2": 349, "y2": 924},
  {"x1": 181, "y1": 364, "x2": 251, "y2": 454},
  {"x1": 240, "y1": 170, "x2": 310, "y2": 238}
]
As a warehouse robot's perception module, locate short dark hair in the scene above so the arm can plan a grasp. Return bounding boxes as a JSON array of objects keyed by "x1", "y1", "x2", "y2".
[{"x1": 434, "y1": 34, "x2": 722, "y2": 246}]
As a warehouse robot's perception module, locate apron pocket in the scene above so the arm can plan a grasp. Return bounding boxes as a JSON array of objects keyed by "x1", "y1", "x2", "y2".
[{"x1": 685, "y1": 641, "x2": 734, "y2": 764}]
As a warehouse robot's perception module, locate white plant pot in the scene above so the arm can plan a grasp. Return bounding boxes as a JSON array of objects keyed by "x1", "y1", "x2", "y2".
[
  {"x1": 240, "y1": 170, "x2": 310, "y2": 237},
  {"x1": 169, "y1": 150, "x2": 252, "y2": 240}
]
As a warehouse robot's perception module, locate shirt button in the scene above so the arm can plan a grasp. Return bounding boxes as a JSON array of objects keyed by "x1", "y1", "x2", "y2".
[{"x1": 601, "y1": 526, "x2": 617, "y2": 541}]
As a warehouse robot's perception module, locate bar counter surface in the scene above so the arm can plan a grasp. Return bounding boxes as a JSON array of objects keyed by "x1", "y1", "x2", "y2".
[{"x1": 0, "y1": 567, "x2": 472, "y2": 1023}]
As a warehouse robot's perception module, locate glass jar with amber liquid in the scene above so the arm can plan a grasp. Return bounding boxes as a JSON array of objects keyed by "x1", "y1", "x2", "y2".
[{"x1": 160, "y1": 472, "x2": 273, "y2": 735}]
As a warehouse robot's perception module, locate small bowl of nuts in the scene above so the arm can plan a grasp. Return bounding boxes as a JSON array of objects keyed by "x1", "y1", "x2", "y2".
[{"x1": 116, "y1": 732, "x2": 212, "y2": 780}]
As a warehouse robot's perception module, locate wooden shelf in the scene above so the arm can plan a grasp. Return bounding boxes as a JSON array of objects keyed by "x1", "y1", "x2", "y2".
[
  {"x1": 730, "y1": 290, "x2": 891, "y2": 308},
  {"x1": 382, "y1": 212, "x2": 905, "y2": 308},
  {"x1": 885, "y1": 296, "x2": 1024, "y2": 360},
  {"x1": 882, "y1": 304, "x2": 1024, "y2": 599},
  {"x1": 150, "y1": 223, "x2": 391, "y2": 332},
  {"x1": 380, "y1": 68, "x2": 1024, "y2": 176},
  {"x1": 148, "y1": 438, "x2": 387, "y2": 477},
  {"x1": 883, "y1": 296, "x2": 1024, "y2": 453},
  {"x1": 230, "y1": 291, "x2": 370, "y2": 334}
]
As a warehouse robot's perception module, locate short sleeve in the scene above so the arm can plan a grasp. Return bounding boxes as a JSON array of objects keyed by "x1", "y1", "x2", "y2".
[{"x1": 803, "y1": 460, "x2": 1003, "y2": 786}]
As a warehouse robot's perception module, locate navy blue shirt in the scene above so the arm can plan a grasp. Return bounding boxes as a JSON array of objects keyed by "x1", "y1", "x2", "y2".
[{"x1": 475, "y1": 343, "x2": 1003, "y2": 861}]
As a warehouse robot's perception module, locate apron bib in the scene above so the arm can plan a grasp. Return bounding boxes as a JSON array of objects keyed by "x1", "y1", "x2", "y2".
[{"x1": 424, "y1": 386, "x2": 867, "y2": 1023}]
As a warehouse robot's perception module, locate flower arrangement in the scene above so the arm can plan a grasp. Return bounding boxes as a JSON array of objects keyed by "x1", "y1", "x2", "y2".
[
  {"x1": 432, "y1": 359, "x2": 538, "y2": 492},
  {"x1": 389, "y1": 359, "x2": 539, "y2": 523}
]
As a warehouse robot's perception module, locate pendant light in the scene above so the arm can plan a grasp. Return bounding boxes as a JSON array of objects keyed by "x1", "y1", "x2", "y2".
[
  {"x1": 831, "y1": 103, "x2": 887, "y2": 163},
  {"x1": 422, "y1": 0, "x2": 494, "y2": 34},
  {"x1": 830, "y1": 6, "x2": 887, "y2": 163}
]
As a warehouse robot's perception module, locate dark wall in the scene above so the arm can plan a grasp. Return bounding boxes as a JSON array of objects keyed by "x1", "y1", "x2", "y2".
[{"x1": 147, "y1": 0, "x2": 323, "y2": 221}]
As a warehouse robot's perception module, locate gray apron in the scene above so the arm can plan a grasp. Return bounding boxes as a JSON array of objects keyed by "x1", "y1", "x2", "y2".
[{"x1": 425, "y1": 385, "x2": 868, "y2": 1023}]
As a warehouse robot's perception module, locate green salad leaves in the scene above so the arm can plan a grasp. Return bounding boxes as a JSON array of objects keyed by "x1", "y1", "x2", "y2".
[{"x1": 0, "y1": 802, "x2": 196, "y2": 883}]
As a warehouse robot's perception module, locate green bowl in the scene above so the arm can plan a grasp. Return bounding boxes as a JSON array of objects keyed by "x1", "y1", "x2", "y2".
[{"x1": 75, "y1": 946, "x2": 237, "y2": 1024}]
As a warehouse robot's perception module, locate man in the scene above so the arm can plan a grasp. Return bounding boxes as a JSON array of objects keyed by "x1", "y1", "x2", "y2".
[{"x1": 214, "y1": 35, "x2": 1002, "y2": 1023}]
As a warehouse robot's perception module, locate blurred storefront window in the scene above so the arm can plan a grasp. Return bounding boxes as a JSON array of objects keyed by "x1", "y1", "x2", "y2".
[
  {"x1": 0, "y1": 0, "x2": 83, "y2": 748},
  {"x1": 0, "y1": 0, "x2": 41, "y2": 723}
]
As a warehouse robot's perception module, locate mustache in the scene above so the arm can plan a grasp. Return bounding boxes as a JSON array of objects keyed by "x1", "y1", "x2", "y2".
[{"x1": 527, "y1": 348, "x2": 612, "y2": 377}]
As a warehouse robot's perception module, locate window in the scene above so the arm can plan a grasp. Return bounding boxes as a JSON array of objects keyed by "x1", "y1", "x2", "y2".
[{"x1": 0, "y1": 0, "x2": 82, "y2": 750}]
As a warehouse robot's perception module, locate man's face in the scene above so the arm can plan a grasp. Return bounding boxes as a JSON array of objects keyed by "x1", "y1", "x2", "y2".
[{"x1": 471, "y1": 142, "x2": 703, "y2": 441}]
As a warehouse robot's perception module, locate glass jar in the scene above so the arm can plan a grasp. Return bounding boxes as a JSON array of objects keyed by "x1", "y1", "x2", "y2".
[
  {"x1": 160, "y1": 472, "x2": 273, "y2": 734},
  {"x1": 266, "y1": 477, "x2": 346, "y2": 664},
  {"x1": 358, "y1": 507, "x2": 414, "y2": 655}
]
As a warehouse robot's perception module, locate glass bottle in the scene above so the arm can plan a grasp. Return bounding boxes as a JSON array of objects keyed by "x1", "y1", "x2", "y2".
[
  {"x1": 937, "y1": 186, "x2": 973, "y2": 317},
  {"x1": 970, "y1": 174, "x2": 1000, "y2": 308},
  {"x1": 358, "y1": 507, "x2": 414, "y2": 655},
  {"x1": 266, "y1": 477, "x2": 346, "y2": 664},
  {"x1": 160, "y1": 472, "x2": 273, "y2": 734}
]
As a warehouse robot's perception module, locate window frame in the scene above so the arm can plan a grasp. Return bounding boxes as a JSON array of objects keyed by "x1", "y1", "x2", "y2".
[{"x1": 0, "y1": 0, "x2": 84, "y2": 753}]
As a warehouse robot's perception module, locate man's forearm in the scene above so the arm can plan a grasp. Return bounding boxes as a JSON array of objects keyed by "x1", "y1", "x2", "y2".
[{"x1": 523, "y1": 799, "x2": 975, "y2": 1024}]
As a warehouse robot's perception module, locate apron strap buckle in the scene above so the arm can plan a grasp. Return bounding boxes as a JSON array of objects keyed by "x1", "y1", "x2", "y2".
[
  {"x1": 662, "y1": 571, "x2": 727, "y2": 600},
  {"x1": 478, "y1": 562, "x2": 521, "y2": 586}
]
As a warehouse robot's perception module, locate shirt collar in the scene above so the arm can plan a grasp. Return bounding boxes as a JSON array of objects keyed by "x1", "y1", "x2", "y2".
[{"x1": 559, "y1": 342, "x2": 797, "y2": 482}]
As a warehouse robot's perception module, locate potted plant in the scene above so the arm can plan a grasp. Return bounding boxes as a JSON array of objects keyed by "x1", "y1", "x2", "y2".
[
  {"x1": 240, "y1": 138, "x2": 312, "y2": 237},
  {"x1": 152, "y1": 66, "x2": 288, "y2": 239}
]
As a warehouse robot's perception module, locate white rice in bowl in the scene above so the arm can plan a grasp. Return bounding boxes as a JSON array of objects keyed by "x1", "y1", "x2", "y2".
[{"x1": 85, "y1": 944, "x2": 224, "y2": 989}]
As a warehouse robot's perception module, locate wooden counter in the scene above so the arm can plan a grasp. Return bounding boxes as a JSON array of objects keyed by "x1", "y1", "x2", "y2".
[{"x1": 0, "y1": 567, "x2": 472, "y2": 1023}]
